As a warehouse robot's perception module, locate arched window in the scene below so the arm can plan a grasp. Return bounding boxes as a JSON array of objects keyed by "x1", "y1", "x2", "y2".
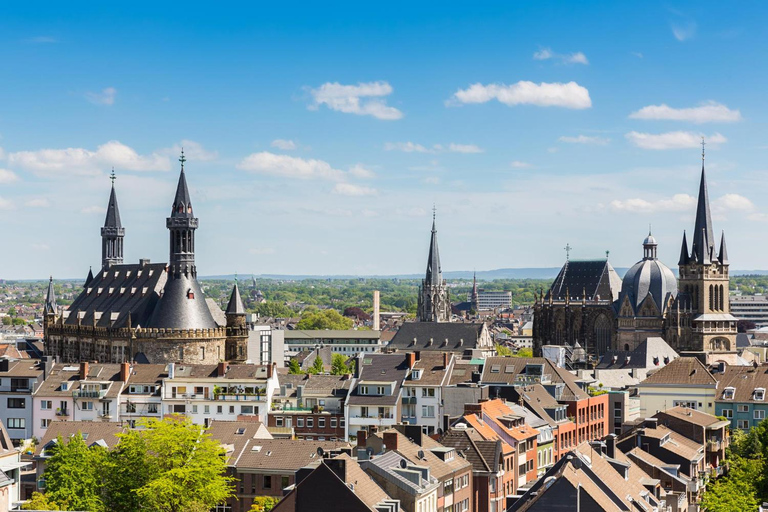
[
  {"x1": 720, "y1": 285, "x2": 725, "y2": 311},
  {"x1": 594, "y1": 314, "x2": 612, "y2": 355},
  {"x1": 709, "y1": 285, "x2": 714, "y2": 311}
]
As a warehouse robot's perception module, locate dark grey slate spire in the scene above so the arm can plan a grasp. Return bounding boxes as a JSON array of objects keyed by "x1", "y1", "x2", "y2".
[
  {"x1": 167, "y1": 150, "x2": 198, "y2": 278},
  {"x1": 101, "y1": 169, "x2": 125, "y2": 268},
  {"x1": 84, "y1": 267, "x2": 94, "y2": 288},
  {"x1": 44, "y1": 276, "x2": 57, "y2": 315},
  {"x1": 718, "y1": 231, "x2": 729, "y2": 265},
  {"x1": 226, "y1": 283, "x2": 246, "y2": 315},
  {"x1": 691, "y1": 162, "x2": 714, "y2": 265},
  {"x1": 425, "y1": 210, "x2": 442, "y2": 286},
  {"x1": 678, "y1": 231, "x2": 690, "y2": 266}
]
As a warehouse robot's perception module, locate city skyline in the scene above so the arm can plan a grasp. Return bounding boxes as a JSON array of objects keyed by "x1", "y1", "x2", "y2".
[{"x1": 2, "y1": 2, "x2": 768, "y2": 278}]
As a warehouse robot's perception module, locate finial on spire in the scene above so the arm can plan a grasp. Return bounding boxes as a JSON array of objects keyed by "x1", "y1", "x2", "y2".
[
  {"x1": 432, "y1": 204, "x2": 436, "y2": 222},
  {"x1": 606, "y1": 250, "x2": 610, "y2": 259},
  {"x1": 110, "y1": 167, "x2": 116, "y2": 186},
  {"x1": 701, "y1": 136, "x2": 706, "y2": 163},
  {"x1": 564, "y1": 243, "x2": 572, "y2": 261},
  {"x1": 649, "y1": 223, "x2": 652, "y2": 236},
  {"x1": 179, "y1": 148, "x2": 186, "y2": 171}
]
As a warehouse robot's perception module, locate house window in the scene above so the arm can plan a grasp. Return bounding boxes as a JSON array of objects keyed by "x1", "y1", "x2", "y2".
[
  {"x1": 276, "y1": 417, "x2": 284, "y2": 427},
  {"x1": 203, "y1": 405, "x2": 209, "y2": 414},
  {"x1": 361, "y1": 407, "x2": 369, "y2": 418},
  {"x1": 229, "y1": 406, "x2": 235, "y2": 414},
  {"x1": 263, "y1": 475, "x2": 272, "y2": 489},
  {"x1": 126, "y1": 402, "x2": 136, "y2": 413},
  {"x1": 41, "y1": 419, "x2": 50, "y2": 429},
  {"x1": 297, "y1": 418, "x2": 304, "y2": 427},
  {"x1": 148, "y1": 403, "x2": 159, "y2": 414},
  {"x1": 83, "y1": 401, "x2": 94, "y2": 411},
  {"x1": 738, "y1": 405, "x2": 750, "y2": 413},
  {"x1": 755, "y1": 410, "x2": 765, "y2": 420},
  {"x1": 360, "y1": 386, "x2": 369, "y2": 395},
  {"x1": 376, "y1": 386, "x2": 385, "y2": 395},
  {"x1": 192, "y1": 405, "x2": 198, "y2": 414},
  {"x1": 318, "y1": 418, "x2": 325, "y2": 428},
  {"x1": 7, "y1": 398, "x2": 24, "y2": 409},
  {"x1": 307, "y1": 418, "x2": 314, "y2": 428},
  {"x1": 241, "y1": 406, "x2": 254, "y2": 415},
  {"x1": 281, "y1": 476, "x2": 289, "y2": 489},
  {"x1": 340, "y1": 417, "x2": 345, "y2": 428},
  {"x1": 7, "y1": 418, "x2": 24, "y2": 429},
  {"x1": 331, "y1": 418, "x2": 337, "y2": 428},
  {"x1": 738, "y1": 420, "x2": 750, "y2": 429},
  {"x1": 673, "y1": 400, "x2": 697, "y2": 409},
  {"x1": 756, "y1": 388, "x2": 766, "y2": 401},
  {"x1": 217, "y1": 405, "x2": 223, "y2": 414},
  {"x1": 723, "y1": 387, "x2": 735, "y2": 400},
  {"x1": 722, "y1": 409, "x2": 733, "y2": 419},
  {"x1": 422, "y1": 405, "x2": 435, "y2": 418},
  {"x1": 41, "y1": 401, "x2": 52, "y2": 410}
]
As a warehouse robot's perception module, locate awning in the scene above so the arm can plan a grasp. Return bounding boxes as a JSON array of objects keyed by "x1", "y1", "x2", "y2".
[{"x1": 0, "y1": 460, "x2": 31, "y2": 471}]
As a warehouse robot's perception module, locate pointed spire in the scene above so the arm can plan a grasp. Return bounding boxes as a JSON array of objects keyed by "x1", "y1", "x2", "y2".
[
  {"x1": 171, "y1": 149, "x2": 192, "y2": 217},
  {"x1": 425, "y1": 209, "x2": 442, "y2": 286},
  {"x1": 678, "y1": 231, "x2": 690, "y2": 266},
  {"x1": 692, "y1": 148, "x2": 714, "y2": 264},
  {"x1": 104, "y1": 169, "x2": 122, "y2": 229},
  {"x1": 84, "y1": 266, "x2": 94, "y2": 288},
  {"x1": 226, "y1": 283, "x2": 246, "y2": 315},
  {"x1": 718, "y1": 230, "x2": 729, "y2": 265},
  {"x1": 44, "y1": 276, "x2": 57, "y2": 315}
]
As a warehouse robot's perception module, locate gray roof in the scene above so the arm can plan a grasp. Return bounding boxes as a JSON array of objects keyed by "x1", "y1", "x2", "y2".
[
  {"x1": 45, "y1": 277, "x2": 57, "y2": 315},
  {"x1": 388, "y1": 322, "x2": 486, "y2": 353},
  {"x1": 546, "y1": 259, "x2": 622, "y2": 302},
  {"x1": 348, "y1": 354, "x2": 409, "y2": 406},
  {"x1": 692, "y1": 165, "x2": 715, "y2": 264},
  {"x1": 596, "y1": 337, "x2": 678, "y2": 370},
  {"x1": 171, "y1": 166, "x2": 193, "y2": 218},
  {"x1": 226, "y1": 283, "x2": 246, "y2": 315},
  {"x1": 618, "y1": 244, "x2": 677, "y2": 315},
  {"x1": 104, "y1": 183, "x2": 122, "y2": 229},
  {"x1": 424, "y1": 216, "x2": 442, "y2": 286},
  {"x1": 148, "y1": 272, "x2": 218, "y2": 329}
]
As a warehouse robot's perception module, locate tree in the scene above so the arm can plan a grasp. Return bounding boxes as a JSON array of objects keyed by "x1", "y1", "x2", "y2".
[
  {"x1": 22, "y1": 492, "x2": 60, "y2": 510},
  {"x1": 32, "y1": 433, "x2": 107, "y2": 512},
  {"x1": 288, "y1": 359, "x2": 303, "y2": 375},
  {"x1": 308, "y1": 356, "x2": 325, "y2": 375},
  {"x1": 514, "y1": 348, "x2": 533, "y2": 358},
  {"x1": 331, "y1": 353, "x2": 353, "y2": 375},
  {"x1": 252, "y1": 302, "x2": 295, "y2": 318},
  {"x1": 250, "y1": 496, "x2": 280, "y2": 512},
  {"x1": 8, "y1": 307, "x2": 16, "y2": 317},
  {"x1": 1, "y1": 317, "x2": 10, "y2": 326},
  {"x1": 296, "y1": 309, "x2": 353, "y2": 330},
  {"x1": 495, "y1": 344, "x2": 513, "y2": 356},
  {"x1": 701, "y1": 455, "x2": 762, "y2": 512}
]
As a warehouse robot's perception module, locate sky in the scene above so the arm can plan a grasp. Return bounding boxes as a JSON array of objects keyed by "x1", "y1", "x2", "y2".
[{"x1": 1, "y1": 1, "x2": 767, "y2": 279}]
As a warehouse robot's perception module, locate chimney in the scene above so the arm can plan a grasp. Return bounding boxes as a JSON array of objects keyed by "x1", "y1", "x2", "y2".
[
  {"x1": 267, "y1": 362, "x2": 276, "y2": 379},
  {"x1": 443, "y1": 352, "x2": 450, "y2": 369},
  {"x1": 356, "y1": 430, "x2": 367, "y2": 449},
  {"x1": 644, "y1": 418, "x2": 658, "y2": 429},
  {"x1": 168, "y1": 362, "x2": 175, "y2": 380},
  {"x1": 373, "y1": 290, "x2": 380, "y2": 330},
  {"x1": 120, "y1": 362, "x2": 131, "y2": 383},
  {"x1": 217, "y1": 362, "x2": 227, "y2": 377},
  {"x1": 415, "y1": 351, "x2": 421, "y2": 361},
  {"x1": 406, "y1": 352, "x2": 416, "y2": 369},
  {"x1": 383, "y1": 432, "x2": 398, "y2": 452},
  {"x1": 606, "y1": 434, "x2": 617, "y2": 459},
  {"x1": 80, "y1": 361, "x2": 89, "y2": 381}
]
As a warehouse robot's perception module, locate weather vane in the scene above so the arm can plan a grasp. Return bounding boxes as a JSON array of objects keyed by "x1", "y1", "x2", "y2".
[
  {"x1": 110, "y1": 167, "x2": 116, "y2": 186},
  {"x1": 179, "y1": 148, "x2": 186, "y2": 170},
  {"x1": 701, "y1": 136, "x2": 706, "y2": 162},
  {"x1": 564, "y1": 243, "x2": 572, "y2": 261}
]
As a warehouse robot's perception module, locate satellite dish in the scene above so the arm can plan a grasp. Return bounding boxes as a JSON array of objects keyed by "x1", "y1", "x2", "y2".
[
  {"x1": 317, "y1": 447, "x2": 324, "y2": 457},
  {"x1": 417, "y1": 450, "x2": 425, "y2": 459},
  {"x1": 399, "y1": 458, "x2": 408, "y2": 469}
]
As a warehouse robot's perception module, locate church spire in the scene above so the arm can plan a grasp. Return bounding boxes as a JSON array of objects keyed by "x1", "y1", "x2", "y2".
[
  {"x1": 101, "y1": 169, "x2": 125, "y2": 268},
  {"x1": 678, "y1": 231, "x2": 690, "y2": 266},
  {"x1": 425, "y1": 207, "x2": 442, "y2": 286},
  {"x1": 226, "y1": 282, "x2": 246, "y2": 315},
  {"x1": 692, "y1": 139, "x2": 714, "y2": 265},
  {"x1": 718, "y1": 231, "x2": 729, "y2": 265},
  {"x1": 44, "y1": 276, "x2": 57, "y2": 315},
  {"x1": 167, "y1": 150, "x2": 199, "y2": 278}
]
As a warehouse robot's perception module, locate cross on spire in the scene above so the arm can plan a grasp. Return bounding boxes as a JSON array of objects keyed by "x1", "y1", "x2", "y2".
[
  {"x1": 432, "y1": 204, "x2": 436, "y2": 222},
  {"x1": 564, "y1": 243, "x2": 572, "y2": 261},
  {"x1": 110, "y1": 167, "x2": 116, "y2": 186},
  {"x1": 179, "y1": 148, "x2": 186, "y2": 171},
  {"x1": 701, "y1": 136, "x2": 706, "y2": 163}
]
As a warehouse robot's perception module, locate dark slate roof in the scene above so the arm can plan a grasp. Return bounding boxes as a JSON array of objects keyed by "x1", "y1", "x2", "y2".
[
  {"x1": 64, "y1": 263, "x2": 167, "y2": 328},
  {"x1": 171, "y1": 167, "x2": 193, "y2": 217},
  {"x1": 45, "y1": 277, "x2": 57, "y2": 314},
  {"x1": 226, "y1": 283, "x2": 246, "y2": 315},
  {"x1": 596, "y1": 337, "x2": 678, "y2": 370},
  {"x1": 618, "y1": 253, "x2": 677, "y2": 315},
  {"x1": 388, "y1": 322, "x2": 485, "y2": 352},
  {"x1": 84, "y1": 267, "x2": 94, "y2": 288},
  {"x1": 480, "y1": 357, "x2": 589, "y2": 400},
  {"x1": 691, "y1": 165, "x2": 715, "y2": 264},
  {"x1": 147, "y1": 272, "x2": 218, "y2": 329},
  {"x1": 104, "y1": 183, "x2": 122, "y2": 229},
  {"x1": 348, "y1": 354, "x2": 409, "y2": 406},
  {"x1": 439, "y1": 428, "x2": 501, "y2": 473},
  {"x1": 546, "y1": 259, "x2": 621, "y2": 302},
  {"x1": 425, "y1": 217, "x2": 442, "y2": 286}
]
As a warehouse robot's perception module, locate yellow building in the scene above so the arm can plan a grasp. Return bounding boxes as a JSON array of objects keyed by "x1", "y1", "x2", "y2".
[{"x1": 634, "y1": 357, "x2": 718, "y2": 416}]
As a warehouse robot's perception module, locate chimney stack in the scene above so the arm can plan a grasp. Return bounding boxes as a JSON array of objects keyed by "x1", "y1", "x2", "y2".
[
  {"x1": 356, "y1": 430, "x2": 367, "y2": 449},
  {"x1": 373, "y1": 290, "x2": 380, "y2": 330},
  {"x1": 120, "y1": 362, "x2": 131, "y2": 383},
  {"x1": 406, "y1": 352, "x2": 416, "y2": 369},
  {"x1": 606, "y1": 434, "x2": 617, "y2": 459},
  {"x1": 267, "y1": 362, "x2": 276, "y2": 379},
  {"x1": 443, "y1": 352, "x2": 450, "y2": 369},
  {"x1": 217, "y1": 362, "x2": 227, "y2": 377},
  {"x1": 80, "y1": 361, "x2": 89, "y2": 381},
  {"x1": 383, "y1": 431, "x2": 398, "y2": 452}
]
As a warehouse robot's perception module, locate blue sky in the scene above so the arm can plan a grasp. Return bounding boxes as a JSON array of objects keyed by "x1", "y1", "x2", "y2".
[{"x1": 1, "y1": 1, "x2": 767, "y2": 279}]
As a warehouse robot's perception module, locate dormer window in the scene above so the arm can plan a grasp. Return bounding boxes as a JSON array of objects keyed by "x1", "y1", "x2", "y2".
[
  {"x1": 723, "y1": 387, "x2": 735, "y2": 400},
  {"x1": 755, "y1": 388, "x2": 765, "y2": 401},
  {"x1": 187, "y1": 289, "x2": 195, "y2": 299},
  {"x1": 412, "y1": 369, "x2": 422, "y2": 380},
  {"x1": 490, "y1": 365, "x2": 500, "y2": 373}
]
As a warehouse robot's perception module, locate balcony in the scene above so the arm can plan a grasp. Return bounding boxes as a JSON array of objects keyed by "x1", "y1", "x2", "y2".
[
  {"x1": 55, "y1": 409, "x2": 70, "y2": 417},
  {"x1": 73, "y1": 389, "x2": 107, "y2": 399},
  {"x1": 214, "y1": 394, "x2": 263, "y2": 402},
  {"x1": 707, "y1": 439, "x2": 723, "y2": 451}
]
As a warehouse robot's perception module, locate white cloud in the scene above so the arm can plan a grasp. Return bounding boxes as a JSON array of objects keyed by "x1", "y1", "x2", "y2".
[
  {"x1": 715, "y1": 193, "x2": 754, "y2": 211},
  {"x1": 307, "y1": 81, "x2": 403, "y2": 120},
  {"x1": 448, "y1": 143, "x2": 484, "y2": 154},
  {"x1": 162, "y1": 140, "x2": 218, "y2": 161},
  {"x1": 448, "y1": 81, "x2": 592, "y2": 109},
  {"x1": 0, "y1": 197, "x2": 13, "y2": 210},
  {"x1": 31, "y1": 243, "x2": 50, "y2": 251},
  {"x1": 85, "y1": 87, "x2": 117, "y2": 106},
  {"x1": 558, "y1": 135, "x2": 610, "y2": 145},
  {"x1": 632, "y1": 52, "x2": 644, "y2": 59},
  {"x1": 349, "y1": 164, "x2": 376, "y2": 179},
  {"x1": 385, "y1": 142, "x2": 431, "y2": 153},
  {"x1": 629, "y1": 101, "x2": 742, "y2": 123},
  {"x1": 610, "y1": 193, "x2": 696, "y2": 213},
  {"x1": 332, "y1": 183, "x2": 377, "y2": 196},
  {"x1": 25, "y1": 198, "x2": 49, "y2": 208},
  {"x1": 361, "y1": 209, "x2": 379, "y2": 217},
  {"x1": 625, "y1": 131, "x2": 727, "y2": 150},
  {"x1": 271, "y1": 139, "x2": 298, "y2": 150},
  {"x1": 80, "y1": 205, "x2": 105, "y2": 215},
  {"x1": 8, "y1": 141, "x2": 172, "y2": 176},
  {"x1": 672, "y1": 22, "x2": 696, "y2": 41},
  {"x1": 237, "y1": 152, "x2": 344, "y2": 181},
  {"x1": 533, "y1": 48, "x2": 589, "y2": 65},
  {"x1": 510, "y1": 161, "x2": 532, "y2": 168},
  {"x1": 0, "y1": 169, "x2": 19, "y2": 183}
]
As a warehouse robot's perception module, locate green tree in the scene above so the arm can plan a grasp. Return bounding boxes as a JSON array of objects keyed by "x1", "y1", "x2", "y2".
[
  {"x1": 288, "y1": 359, "x2": 303, "y2": 375},
  {"x1": 22, "y1": 492, "x2": 60, "y2": 510},
  {"x1": 12, "y1": 318, "x2": 26, "y2": 325},
  {"x1": 7, "y1": 307, "x2": 16, "y2": 317},
  {"x1": 296, "y1": 309, "x2": 353, "y2": 330},
  {"x1": 308, "y1": 356, "x2": 325, "y2": 375},
  {"x1": 250, "y1": 496, "x2": 280, "y2": 512},
  {"x1": 495, "y1": 344, "x2": 513, "y2": 356},
  {"x1": 252, "y1": 302, "x2": 295, "y2": 318},
  {"x1": 1, "y1": 317, "x2": 10, "y2": 326},
  {"x1": 514, "y1": 348, "x2": 533, "y2": 358},
  {"x1": 35, "y1": 433, "x2": 107, "y2": 512},
  {"x1": 701, "y1": 455, "x2": 762, "y2": 512},
  {"x1": 331, "y1": 353, "x2": 352, "y2": 375}
]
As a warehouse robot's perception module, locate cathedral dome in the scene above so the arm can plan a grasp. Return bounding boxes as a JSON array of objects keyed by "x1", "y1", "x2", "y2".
[{"x1": 618, "y1": 233, "x2": 677, "y2": 315}]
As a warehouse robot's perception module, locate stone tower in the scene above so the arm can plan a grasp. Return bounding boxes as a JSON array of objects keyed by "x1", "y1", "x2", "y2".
[
  {"x1": 225, "y1": 282, "x2": 248, "y2": 362},
  {"x1": 167, "y1": 151, "x2": 198, "y2": 279},
  {"x1": 101, "y1": 171, "x2": 125, "y2": 268},
  {"x1": 43, "y1": 276, "x2": 57, "y2": 339},
  {"x1": 668, "y1": 146, "x2": 737, "y2": 363},
  {"x1": 417, "y1": 212, "x2": 451, "y2": 322}
]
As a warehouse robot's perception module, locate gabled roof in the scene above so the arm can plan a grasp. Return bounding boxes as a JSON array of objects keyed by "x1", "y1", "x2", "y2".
[
  {"x1": 226, "y1": 283, "x2": 246, "y2": 315},
  {"x1": 234, "y1": 439, "x2": 350, "y2": 471},
  {"x1": 480, "y1": 356, "x2": 589, "y2": 400},
  {"x1": 405, "y1": 352, "x2": 453, "y2": 386},
  {"x1": 348, "y1": 354, "x2": 409, "y2": 406},
  {"x1": 637, "y1": 357, "x2": 717, "y2": 387},
  {"x1": 35, "y1": 421, "x2": 125, "y2": 457},
  {"x1": 439, "y1": 427, "x2": 502, "y2": 473},
  {"x1": 371, "y1": 428, "x2": 471, "y2": 479},
  {"x1": 104, "y1": 182, "x2": 122, "y2": 229},
  {"x1": 714, "y1": 363, "x2": 768, "y2": 402},
  {"x1": 207, "y1": 420, "x2": 272, "y2": 464},
  {"x1": 546, "y1": 259, "x2": 622, "y2": 302},
  {"x1": 388, "y1": 322, "x2": 487, "y2": 353},
  {"x1": 596, "y1": 337, "x2": 678, "y2": 370},
  {"x1": 655, "y1": 406, "x2": 729, "y2": 429}
]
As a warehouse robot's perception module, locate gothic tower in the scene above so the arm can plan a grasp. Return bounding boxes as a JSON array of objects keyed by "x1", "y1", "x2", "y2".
[
  {"x1": 417, "y1": 212, "x2": 451, "y2": 322},
  {"x1": 168, "y1": 151, "x2": 198, "y2": 278},
  {"x1": 470, "y1": 271, "x2": 479, "y2": 311},
  {"x1": 101, "y1": 170, "x2": 125, "y2": 268},
  {"x1": 225, "y1": 282, "x2": 248, "y2": 362},
  {"x1": 668, "y1": 144, "x2": 737, "y2": 362},
  {"x1": 43, "y1": 276, "x2": 57, "y2": 339}
]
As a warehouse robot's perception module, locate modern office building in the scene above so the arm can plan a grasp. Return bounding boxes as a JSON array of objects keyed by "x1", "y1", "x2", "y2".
[
  {"x1": 730, "y1": 295, "x2": 768, "y2": 328},
  {"x1": 283, "y1": 330, "x2": 382, "y2": 357}
]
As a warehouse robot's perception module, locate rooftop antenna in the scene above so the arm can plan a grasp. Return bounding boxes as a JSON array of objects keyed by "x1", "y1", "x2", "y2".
[
  {"x1": 564, "y1": 243, "x2": 572, "y2": 262},
  {"x1": 179, "y1": 148, "x2": 186, "y2": 171}
]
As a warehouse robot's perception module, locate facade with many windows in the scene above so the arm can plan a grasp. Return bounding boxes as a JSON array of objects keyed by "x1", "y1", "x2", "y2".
[
  {"x1": 283, "y1": 330, "x2": 382, "y2": 358},
  {"x1": 714, "y1": 363, "x2": 768, "y2": 431}
]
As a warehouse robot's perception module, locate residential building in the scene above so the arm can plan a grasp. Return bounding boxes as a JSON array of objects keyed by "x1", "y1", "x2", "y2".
[
  {"x1": 731, "y1": 295, "x2": 768, "y2": 328},
  {"x1": 0, "y1": 358, "x2": 47, "y2": 443},
  {"x1": 346, "y1": 354, "x2": 410, "y2": 441},
  {"x1": 606, "y1": 389, "x2": 641, "y2": 436},
  {"x1": 400, "y1": 352, "x2": 455, "y2": 435},
  {"x1": 121, "y1": 364, "x2": 167, "y2": 427},
  {"x1": 634, "y1": 357, "x2": 718, "y2": 416},
  {"x1": 593, "y1": 336, "x2": 679, "y2": 390},
  {"x1": 0, "y1": 421, "x2": 28, "y2": 510},
  {"x1": 360, "y1": 450, "x2": 439, "y2": 512},
  {"x1": 269, "y1": 373, "x2": 352, "y2": 441},
  {"x1": 284, "y1": 330, "x2": 383, "y2": 357},
  {"x1": 654, "y1": 406, "x2": 729, "y2": 473},
  {"x1": 387, "y1": 322, "x2": 494, "y2": 359},
  {"x1": 161, "y1": 362, "x2": 278, "y2": 427},
  {"x1": 247, "y1": 322, "x2": 285, "y2": 368},
  {"x1": 714, "y1": 362, "x2": 768, "y2": 430}
]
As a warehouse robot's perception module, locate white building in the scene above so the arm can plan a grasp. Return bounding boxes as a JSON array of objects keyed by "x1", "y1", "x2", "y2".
[
  {"x1": 246, "y1": 323, "x2": 285, "y2": 368},
  {"x1": 731, "y1": 295, "x2": 768, "y2": 328},
  {"x1": 401, "y1": 352, "x2": 454, "y2": 435},
  {"x1": 284, "y1": 330, "x2": 382, "y2": 358},
  {"x1": 476, "y1": 291, "x2": 512, "y2": 311}
]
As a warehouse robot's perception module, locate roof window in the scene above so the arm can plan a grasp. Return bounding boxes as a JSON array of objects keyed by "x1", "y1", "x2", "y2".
[
  {"x1": 723, "y1": 387, "x2": 735, "y2": 400},
  {"x1": 755, "y1": 388, "x2": 765, "y2": 401}
]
